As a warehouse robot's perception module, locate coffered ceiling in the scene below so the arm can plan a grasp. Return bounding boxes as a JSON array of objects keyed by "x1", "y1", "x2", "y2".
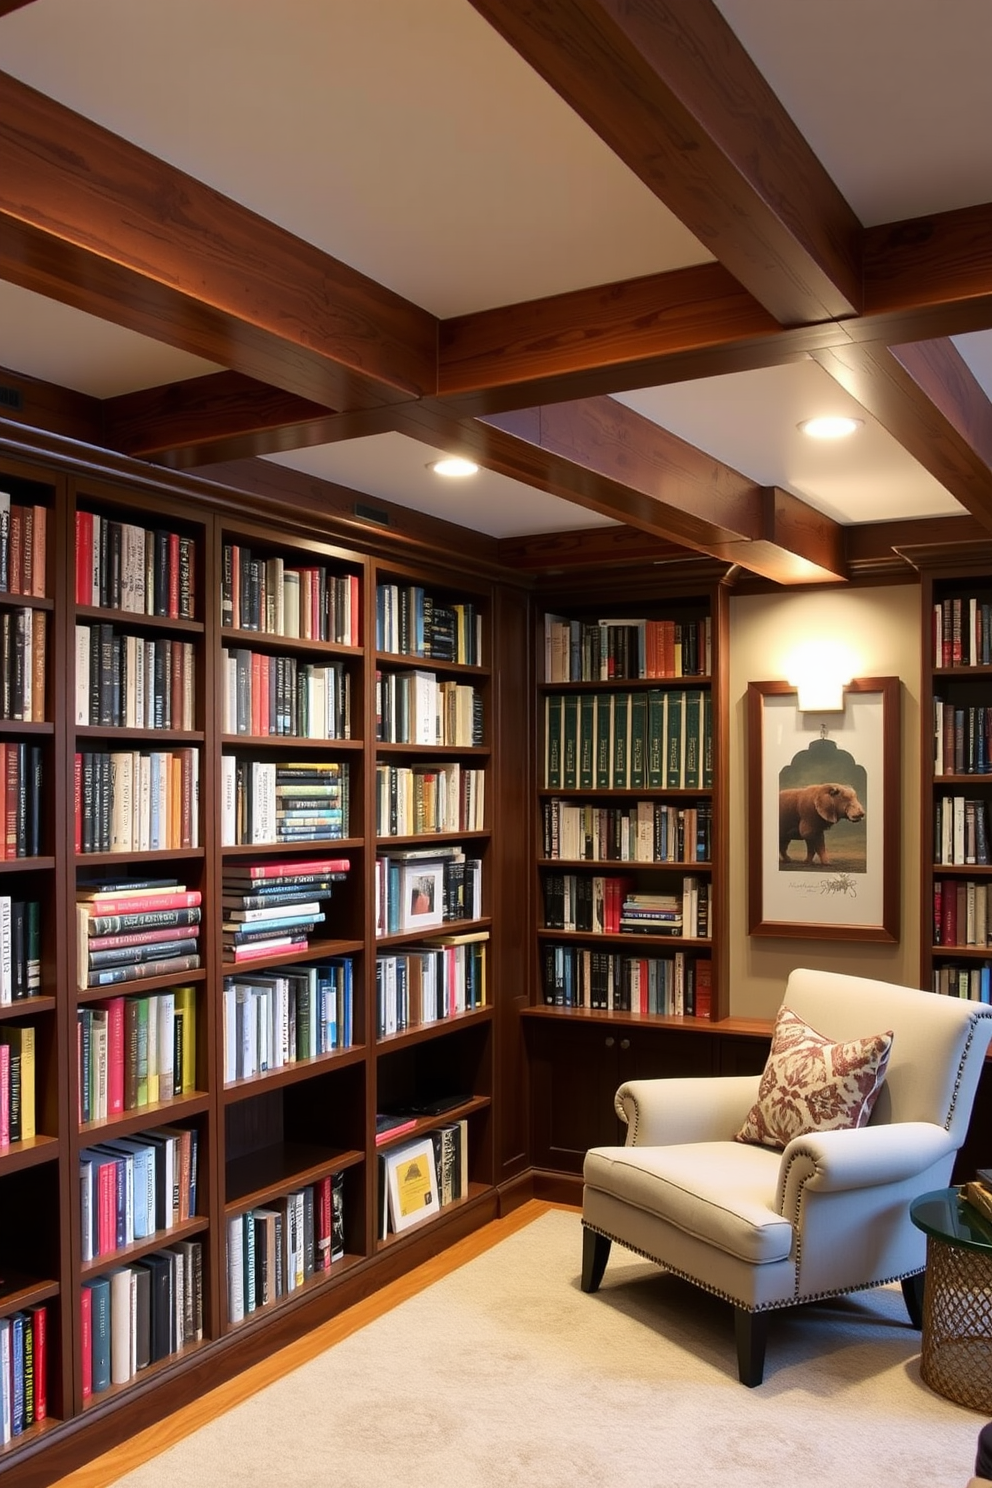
[{"x1": 1, "y1": 0, "x2": 991, "y2": 581}]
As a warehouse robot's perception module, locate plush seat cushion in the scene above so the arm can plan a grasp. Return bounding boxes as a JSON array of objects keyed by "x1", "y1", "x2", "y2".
[
  {"x1": 735, "y1": 1004, "x2": 893, "y2": 1151},
  {"x1": 583, "y1": 1141, "x2": 792, "y2": 1264}
]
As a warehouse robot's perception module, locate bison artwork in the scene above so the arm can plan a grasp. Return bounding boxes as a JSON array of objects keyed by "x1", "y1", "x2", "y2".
[{"x1": 778, "y1": 782, "x2": 865, "y2": 865}]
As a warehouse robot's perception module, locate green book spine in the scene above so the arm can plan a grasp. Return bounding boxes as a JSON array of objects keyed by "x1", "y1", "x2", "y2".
[
  {"x1": 545, "y1": 694, "x2": 562, "y2": 788},
  {"x1": 666, "y1": 690, "x2": 685, "y2": 788},
  {"x1": 579, "y1": 693, "x2": 596, "y2": 790},
  {"x1": 562, "y1": 694, "x2": 579, "y2": 790},
  {"x1": 612, "y1": 692, "x2": 630, "y2": 790},
  {"x1": 702, "y1": 690, "x2": 714, "y2": 788},
  {"x1": 647, "y1": 689, "x2": 665, "y2": 788},
  {"x1": 135, "y1": 996, "x2": 149, "y2": 1107},
  {"x1": 683, "y1": 690, "x2": 702, "y2": 789},
  {"x1": 595, "y1": 694, "x2": 613, "y2": 789},
  {"x1": 629, "y1": 692, "x2": 647, "y2": 789}
]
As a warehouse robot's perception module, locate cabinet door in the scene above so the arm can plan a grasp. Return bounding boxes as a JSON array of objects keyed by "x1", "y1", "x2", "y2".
[{"x1": 528, "y1": 1021, "x2": 624, "y2": 1172}]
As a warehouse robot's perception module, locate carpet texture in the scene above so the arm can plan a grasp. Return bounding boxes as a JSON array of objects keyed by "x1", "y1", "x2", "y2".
[{"x1": 107, "y1": 1210, "x2": 985, "y2": 1488}]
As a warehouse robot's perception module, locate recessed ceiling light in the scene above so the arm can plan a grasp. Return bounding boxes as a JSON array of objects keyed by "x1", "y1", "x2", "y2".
[
  {"x1": 428, "y1": 456, "x2": 479, "y2": 478},
  {"x1": 798, "y1": 415, "x2": 863, "y2": 440}
]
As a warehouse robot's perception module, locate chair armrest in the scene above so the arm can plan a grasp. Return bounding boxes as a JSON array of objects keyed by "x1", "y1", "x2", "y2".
[
  {"x1": 777, "y1": 1122, "x2": 956, "y2": 1213},
  {"x1": 616, "y1": 1075, "x2": 761, "y2": 1147}
]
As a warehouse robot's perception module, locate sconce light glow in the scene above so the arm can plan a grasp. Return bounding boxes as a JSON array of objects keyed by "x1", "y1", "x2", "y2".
[
  {"x1": 798, "y1": 415, "x2": 863, "y2": 440},
  {"x1": 786, "y1": 639, "x2": 855, "y2": 713},
  {"x1": 428, "y1": 457, "x2": 479, "y2": 478}
]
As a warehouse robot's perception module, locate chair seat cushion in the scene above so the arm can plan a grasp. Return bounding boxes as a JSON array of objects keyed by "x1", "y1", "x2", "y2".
[{"x1": 584, "y1": 1140, "x2": 793, "y2": 1265}]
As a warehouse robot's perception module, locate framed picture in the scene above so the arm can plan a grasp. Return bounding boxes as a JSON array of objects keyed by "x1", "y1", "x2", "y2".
[
  {"x1": 398, "y1": 859, "x2": 446, "y2": 932},
  {"x1": 746, "y1": 677, "x2": 900, "y2": 941},
  {"x1": 384, "y1": 1135, "x2": 440, "y2": 1233}
]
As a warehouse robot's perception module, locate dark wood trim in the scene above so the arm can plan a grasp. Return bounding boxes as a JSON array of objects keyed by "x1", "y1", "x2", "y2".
[
  {"x1": 0, "y1": 364, "x2": 103, "y2": 446},
  {"x1": 862, "y1": 202, "x2": 992, "y2": 343},
  {"x1": 468, "y1": 0, "x2": 862, "y2": 324},
  {"x1": 0, "y1": 70, "x2": 437, "y2": 413}
]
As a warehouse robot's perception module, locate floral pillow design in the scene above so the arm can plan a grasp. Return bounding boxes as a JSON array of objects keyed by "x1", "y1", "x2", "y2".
[{"x1": 735, "y1": 1004, "x2": 894, "y2": 1150}]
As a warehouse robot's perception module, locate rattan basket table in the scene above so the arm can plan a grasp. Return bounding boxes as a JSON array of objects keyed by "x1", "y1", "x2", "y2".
[{"x1": 911, "y1": 1187, "x2": 992, "y2": 1412}]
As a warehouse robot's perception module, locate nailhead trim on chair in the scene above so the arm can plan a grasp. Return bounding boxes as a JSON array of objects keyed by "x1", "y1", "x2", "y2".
[
  {"x1": 582, "y1": 1220, "x2": 925, "y2": 1314},
  {"x1": 944, "y1": 1012, "x2": 992, "y2": 1130}
]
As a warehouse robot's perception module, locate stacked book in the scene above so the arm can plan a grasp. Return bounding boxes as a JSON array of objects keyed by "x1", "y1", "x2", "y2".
[
  {"x1": 76, "y1": 880, "x2": 202, "y2": 989},
  {"x1": 619, "y1": 890, "x2": 683, "y2": 936},
  {"x1": 222, "y1": 855, "x2": 351, "y2": 964},
  {"x1": 961, "y1": 1173, "x2": 992, "y2": 1229},
  {"x1": 221, "y1": 758, "x2": 350, "y2": 845}
]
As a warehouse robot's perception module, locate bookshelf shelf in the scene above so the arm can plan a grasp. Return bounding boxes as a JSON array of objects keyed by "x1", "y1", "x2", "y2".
[
  {"x1": 0, "y1": 593, "x2": 53, "y2": 613},
  {"x1": 375, "y1": 742, "x2": 490, "y2": 758},
  {"x1": 224, "y1": 626, "x2": 362, "y2": 659},
  {"x1": 78, "y1": 1337, "x2": 211, "y2": 1412},
  {"x1": 75, "y1": 727, "x2": 206, "y2": 744},
  {"x1": 74, "y1": 607, "x2": 204, "y2": 636},
  {"x1": 0, "y1": 1276, "x2": 59, "y2": 1319},
  {"x1": 0, "y1": 857, "x2": 55, "y2": 874},
  {"x1": 0, "y1": 1134, "x2": 60, "y2": 1176},
  {"x1": 225, "y1": 1142, "x2": 363, "y2": 1211},
  {"x1": 0, "y1": 721, "x2": 54, "y2": 737},
  {"x1": 76, "y1": 970, "x2": 207, "y2": 1005},
  {"x1": 375, "y1": 652, "x2": 488, "y2": 678},
  {"x1": 223, "y1": 1253, "x2": 362, "y2": 1334},
  {"x1": 0, "y1": 995, "x2": 56, "y2": 1021},
  {"x1": 77, "y1": 1091, "x2": 210, "y2": 1142},
  {"x1": 374, "y1": 1005, "x2": 493, "y2": 1052},
  {"x1": 374, "y1": 1181, "x2": 491, "y2": 1253},
  {"x1": 374, "y1": 915, "x2": 492, "y2": 950},
  {"x1": 222, "y1": 1042, "x2": 366, "y2": 1101},
  {"x1": 79, "y1": 1217, "x2": 209, "y2": 1278}
]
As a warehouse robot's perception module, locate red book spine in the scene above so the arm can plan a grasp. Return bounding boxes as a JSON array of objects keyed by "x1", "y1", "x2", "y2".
[
  {"x1": 75, "y1": 512, "x2": 93, "y2": 605},
  {"x1": 80, "y1": 1286, "x2": 92, "y2": 1399},
  {"x1": 942, "y1": 883, "x2": 957, "y2": 946},
  {"x1": 30, "y1": 1304, "x2": 46, "y2": 1419},
  {"x1": 105, "y1": 996, "x2": 125, "y2": 1115},
  {"x1": 168, "y1": 531, "x2": 180, "y2": 618},
  {"x1": 251, "y1": 652, "x2": 263, "y2": 737},
  {"x1": 318, "y1": 1173, "x2": 332, "y2": 1269},
  {"x1": 694, "y1": 958, "x2": 712, "y2": 1019},
  {"x1": 79, "y1": 890, "x2": 202, "y2": 916},
  {"x1": 0, "y1": 1043, "x2": 10, "y2": 1145},
  {"x1": 98, "y1": 1163, "x2": 117, "y2": 1254},
  {"x1": 240, "y1": 857, "x2": 351, "y2": 880},
  {"x1": 74, "y1": 752, "x2": 83, "y2": 855},
  {"x1": 934, "y1": 880, "x2": 943, "y2": 945}
]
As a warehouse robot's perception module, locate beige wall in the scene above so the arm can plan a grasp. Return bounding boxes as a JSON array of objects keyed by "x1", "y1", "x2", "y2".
[{"x1": 727, "y1": 582, "x2": 923, "y2": 1019}]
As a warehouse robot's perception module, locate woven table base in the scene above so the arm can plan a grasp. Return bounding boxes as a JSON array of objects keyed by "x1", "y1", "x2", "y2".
[{"x1": 921, "y1": 1237, "x2": 992, "y2": 1412}]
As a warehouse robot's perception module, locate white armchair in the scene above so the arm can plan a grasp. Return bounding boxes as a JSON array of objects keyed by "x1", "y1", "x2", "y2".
[{"x1": 581, "y1": 968, "x2": 992, "y2": 1385}]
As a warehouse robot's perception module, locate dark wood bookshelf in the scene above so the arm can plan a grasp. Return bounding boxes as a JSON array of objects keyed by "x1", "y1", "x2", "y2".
[{"x1": 224, "y1": 1142, "x2": 363, "y2": 1210}]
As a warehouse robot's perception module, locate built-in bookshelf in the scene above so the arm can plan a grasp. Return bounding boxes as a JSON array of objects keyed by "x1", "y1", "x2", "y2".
[
  {"x1": 534, "y1": 594, "x2": 725, "y2": 1024},
  {"x1": 921, "y1": 561, "x2": 992, "y2": 1001}
]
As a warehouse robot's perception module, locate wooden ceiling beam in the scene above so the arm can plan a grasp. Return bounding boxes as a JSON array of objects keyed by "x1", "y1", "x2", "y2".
[
  {"x1": 861, "y1": 204, "x2": 992, "y2": 343},
  {"x1": 468, "y1": 0, "x2": 862, "y2": 326},
  {"x1": 810, "y1": 339, "x2": 992, "y2": 529},
  {"x1": 0, "y1": 69, "x2": 437, "y2": 413}
]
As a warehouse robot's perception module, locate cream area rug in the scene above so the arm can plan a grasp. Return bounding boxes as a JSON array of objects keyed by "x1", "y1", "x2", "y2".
[{"x1": 105, "y1": 1208, "x2": 985, "y2": 1488}]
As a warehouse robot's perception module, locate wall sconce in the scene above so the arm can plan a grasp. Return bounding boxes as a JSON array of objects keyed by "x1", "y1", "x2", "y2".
[{"x1": 786, "y1": 640, "x2": 853, "y2": 712}]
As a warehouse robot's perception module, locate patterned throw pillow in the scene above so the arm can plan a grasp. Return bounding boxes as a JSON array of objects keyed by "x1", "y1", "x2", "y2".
[{"x1": 735, "y1": 1004, "x2": 894, "y2": 1150}]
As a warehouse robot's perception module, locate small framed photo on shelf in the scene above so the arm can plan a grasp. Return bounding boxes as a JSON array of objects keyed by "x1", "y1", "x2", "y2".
[
  {"x1": 398, "y1": 859, "x2": 446, "y2": 932},
  {"x1": 384, "y1": 1135, "x2": 440, "y2": 1233}
]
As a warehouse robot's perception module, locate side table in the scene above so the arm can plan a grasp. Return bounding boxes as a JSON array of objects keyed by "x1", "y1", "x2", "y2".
[{"x1": 910, "y1": 1187, "x2": 992, "y2": 1413}]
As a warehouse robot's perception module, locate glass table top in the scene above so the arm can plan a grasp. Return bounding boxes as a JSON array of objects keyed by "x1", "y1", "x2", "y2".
[{"x1": 911, "y1": 1188, "x2": 992, "y2": 1254}]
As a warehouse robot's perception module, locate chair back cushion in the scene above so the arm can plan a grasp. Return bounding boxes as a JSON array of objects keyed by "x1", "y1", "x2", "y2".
[{"x1": 783, "y1": 968, "x2": 992, "y2": 1138}]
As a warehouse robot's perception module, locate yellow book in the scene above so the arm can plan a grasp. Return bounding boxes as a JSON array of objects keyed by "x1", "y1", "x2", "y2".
[
  {"x1": 0, "y1": 1025, "x2": 35, "y2": 1140},
  {"x1": 173, "y1": 985, "x2": 197, "y2": 1095}
]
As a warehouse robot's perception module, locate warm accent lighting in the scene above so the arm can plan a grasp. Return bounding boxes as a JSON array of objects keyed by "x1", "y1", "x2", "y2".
[
  {"x1": 798, "y1": 416, "x2": 863, "y2": 440},
  {"x1": 786, "y1": 639, "x2": 854, "y2": 712},
  {"x1": 428, "y1": 457, "x2": 479, "y2": 478}
]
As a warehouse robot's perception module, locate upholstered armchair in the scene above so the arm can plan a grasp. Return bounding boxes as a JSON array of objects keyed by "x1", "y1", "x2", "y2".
[{"x1": 581, "y1": 968, "x2": 992, "y2": 1385}]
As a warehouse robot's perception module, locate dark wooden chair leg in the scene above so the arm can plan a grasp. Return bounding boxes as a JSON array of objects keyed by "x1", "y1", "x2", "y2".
[
  {"x1": 734, "y1": 1307, "x2": 768, "y2": 1387},
  {"x1": 901, "y1": 1272, "x2": 925, "y2": 1330},
  {"x1": 581, "y1": 1228, "x2": 612, "y2": 1293}
]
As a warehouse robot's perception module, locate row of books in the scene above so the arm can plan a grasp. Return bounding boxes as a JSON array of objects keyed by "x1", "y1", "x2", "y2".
[
  {"x1": 75, "y1": 626, "x2": 195, "y2": 731},
  {"x1": 377, "y1": 1121, "x2": 469, "y2": 1238},
  {"x1": 222, "y1": 855, "x2": 350, "y2": 963},
  {"x1": 221, "y1": 649, "x2": 351, "y2": 740},
  {"x1": 227, "y1": 1173, "x2": 344, "y2": 1323},
  {"x1": 0, "y1": 1305, "x2": 46, "y2": 1443},
  {"x1": 80, "y1": 1123, "x2": 198, "y2": 1261},
  {"x1": 375, "y1": 931, "x2": 488, "y2": 1036},
  {"x1": 74, "y1": 749, "x2": 200, "y2": 855},
  {"x1": 76, "y1": 988, "x2": 197, "y2": 1122},
  {"x1": 934, "y1": 796, "x2": 990, "y2": 865},
  {"x1": 222, "y1": 959, "x2": 354, "y2": 1082},
  {"x1": 542, "y1": 875, "x2": 709, "y2": 939},
  {"x1": 221, "y1": 546, "x2": 359, "y2": 645},
  {"x1": 934, "y1": 699, "x2": 992, "y2": 776},
  {"x1": 545, "y1": 688, "x2": 712, "y2": 791},
  {"x1": 75, "y1": 511, "x2": 195, "y2": 620},
  {"x1": 932, "y1": 963, "x2": 992, "y2": 1003},
  {"x1": 0, "y1": 742, "x2": 42, "y2": 860},
  {"x1": 375, "y1": 669, "x2": 483, "y2": 746},
  {"x1": 933, "y1": 879, "x2": 992, "y2": 948},
  {"x1": 542, "y1": 797, "x2": 712, "y2": 864},
  {"x1": 0, "y1": 1026, "x2": 34, "y2": 1145},
  {"x1": 0, "y1": 608, "x2": 45, "y2": 722},
  {"x1": 375, "y1": 846, "x2": 482, "y2": 938},
  {"x1": 374, "y1": 762, "x2": 485, "y2": 837},
  {"x1": 932, "y1": 596, "x2": 992, "y2": 669},
  {"x1": 544, "y1": 613, "x2": 711, "y2": 682},
  {"x1": 81, "y1": 1241, "x2": 203, "y2": 1396},
  {"x1": 220, "y1": 758, "x2": 350, "y2": 846},
  {"x1": 0, "y1": 495, "x2": 46, "y2": 599},
  {"x1": 542, "y1": 944, "x2": 712, "y2": 1017},
  {"x1": 0, "y1": 898, "x2": 40, "y2": 1003},
  {"x1": 76, "y1": 880, "x2": 202, "y2": 989},
  {"x1": 375, "y1": 583, "x2": 482, "y2": 665}
]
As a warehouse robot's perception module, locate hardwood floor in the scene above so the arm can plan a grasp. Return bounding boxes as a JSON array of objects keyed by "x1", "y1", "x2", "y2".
[{"x1": 52, "y1": 1200, "x2": 566, "y2": 1488}]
